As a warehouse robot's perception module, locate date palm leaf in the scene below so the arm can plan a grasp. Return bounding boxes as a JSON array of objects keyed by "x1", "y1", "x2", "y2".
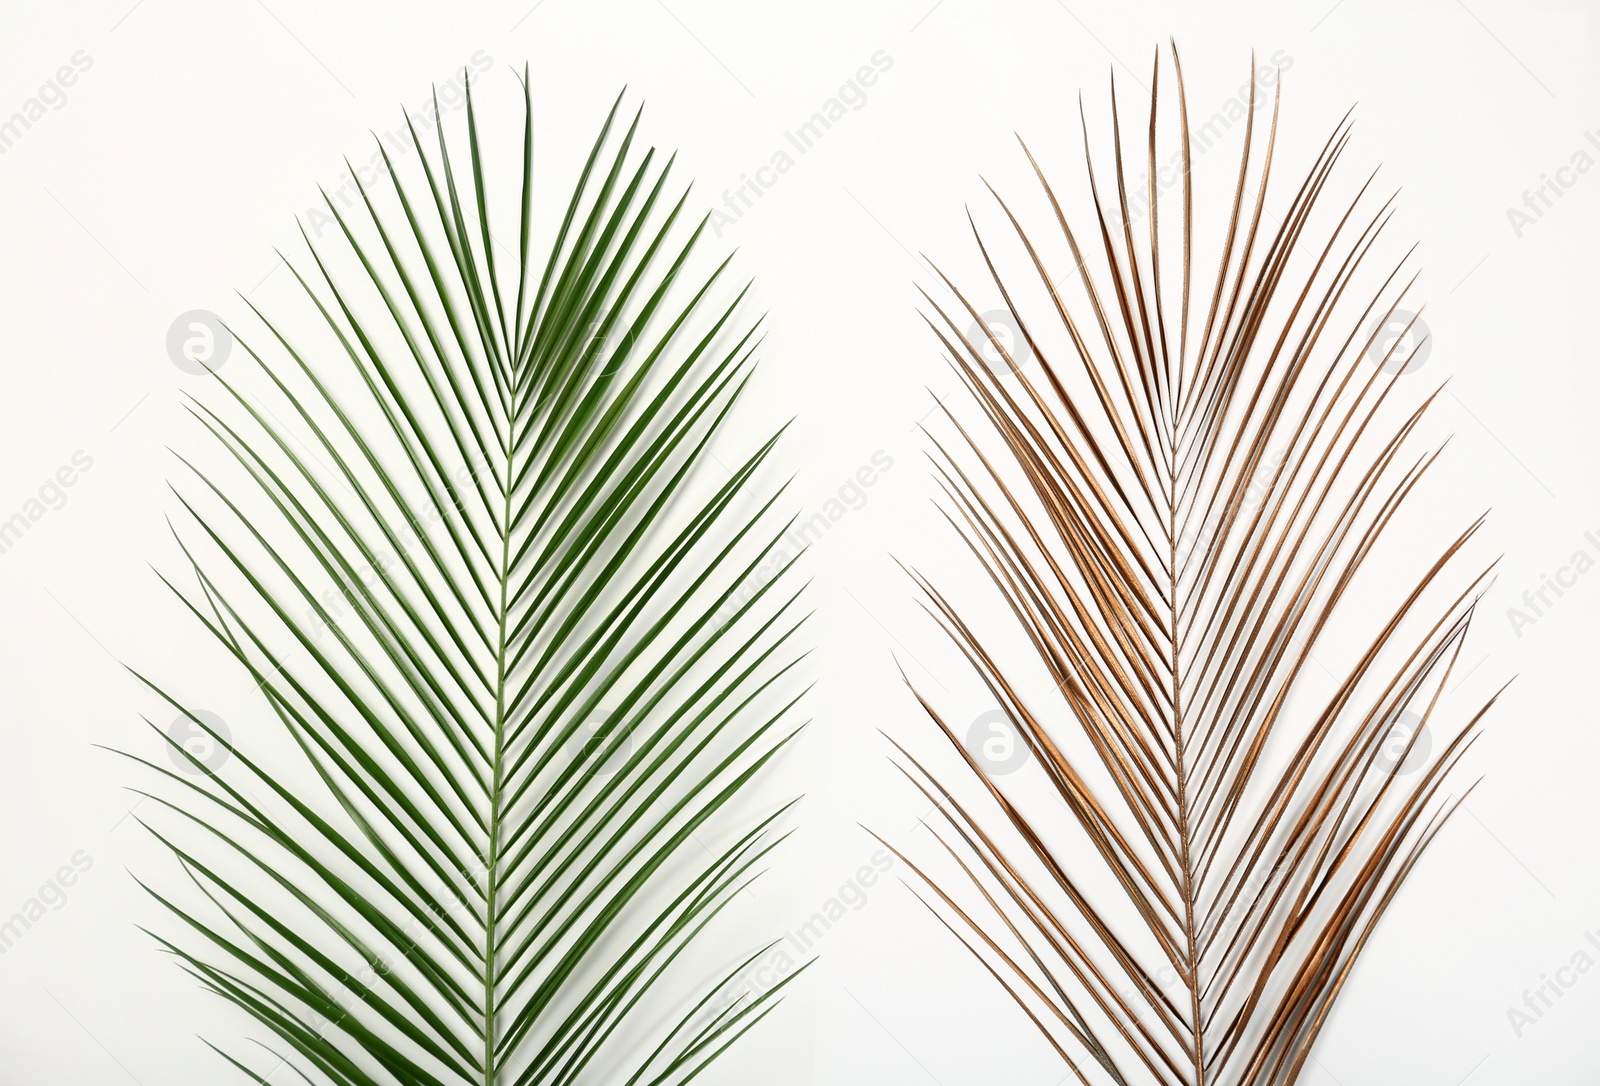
[
  {"x1": 122, "y1": 68, "x2": 808, "y2": 1085},
  {"x1": 883, "y1": 47, "x2": 1498, "y2": 1086}
]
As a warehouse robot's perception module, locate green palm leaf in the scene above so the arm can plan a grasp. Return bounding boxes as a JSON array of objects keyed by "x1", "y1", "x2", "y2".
[{"x1": 125, "y1": 68, "x2": 809, "y2": 1085}]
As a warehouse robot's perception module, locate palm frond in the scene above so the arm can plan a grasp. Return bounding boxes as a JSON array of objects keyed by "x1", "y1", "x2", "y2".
[
  {"x1": 126, "y1": 67, "x2": 808, "y2": 1085},
  {"x1": 885, "y1": 47, "x2": 1497, "y2": 1085}
]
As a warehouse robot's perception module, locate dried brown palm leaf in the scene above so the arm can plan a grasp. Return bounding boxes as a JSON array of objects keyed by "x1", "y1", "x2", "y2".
[{"x1": 879, "y1": 47, "x2": 1501, "y2": 1085}]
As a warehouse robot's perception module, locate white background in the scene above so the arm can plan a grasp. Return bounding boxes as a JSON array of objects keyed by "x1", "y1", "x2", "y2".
[{"x1": 0, "y1": 0, "x2": 1597, "y2": 1083}]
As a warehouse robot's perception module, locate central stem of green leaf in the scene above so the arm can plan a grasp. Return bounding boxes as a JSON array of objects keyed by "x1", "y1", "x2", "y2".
[{"x1": 483, "y1": 448, "x2": 515, "y2": 1086}]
